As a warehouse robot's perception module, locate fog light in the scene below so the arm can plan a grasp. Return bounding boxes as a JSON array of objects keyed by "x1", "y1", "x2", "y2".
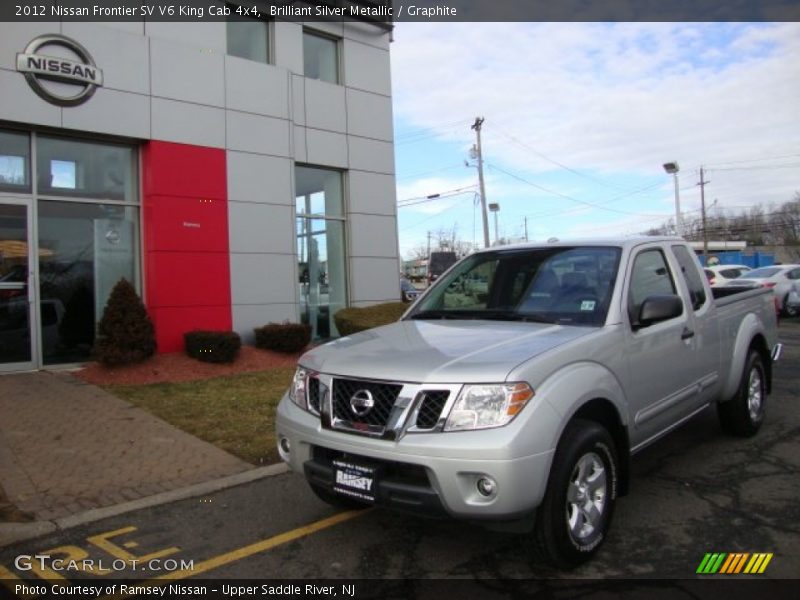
[
  {"x1": 477, "y1": 477, "x2": 497, "y2": 497},
  {"x1": 278, "y1": 436, "x2": 291, "y2": 456}
]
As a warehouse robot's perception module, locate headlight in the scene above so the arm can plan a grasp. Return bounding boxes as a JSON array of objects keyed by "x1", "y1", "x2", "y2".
[
  {"x1": 288, "y1": 367, "x2": 309, "y2": 409},
  {"x1": 444, "y1": 382, "x2": 534, "y2": 431}
]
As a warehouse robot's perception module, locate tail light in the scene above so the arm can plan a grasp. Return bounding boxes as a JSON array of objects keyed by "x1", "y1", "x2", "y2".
[
  {"x1": 763, "y1": 282, "x2": 777, "y2": 289},
  {"x1": 710, "y1": 277, "x2": 716, "y2": 286}
]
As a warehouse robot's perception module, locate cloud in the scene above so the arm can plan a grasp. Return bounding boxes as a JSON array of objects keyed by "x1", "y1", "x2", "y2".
[{"x1": 391, "y1": 22, "x2": 800, "y2": 221}]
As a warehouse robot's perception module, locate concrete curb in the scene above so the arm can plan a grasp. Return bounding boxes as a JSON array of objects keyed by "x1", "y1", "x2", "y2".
[{"x1": 0, "y1": 463, "x2": 289, "y2": 548}]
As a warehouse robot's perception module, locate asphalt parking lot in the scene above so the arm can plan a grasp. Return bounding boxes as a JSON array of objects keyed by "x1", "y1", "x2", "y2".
[{"x1": 1, "y1": 321, "x2": 798, "y2": 589}]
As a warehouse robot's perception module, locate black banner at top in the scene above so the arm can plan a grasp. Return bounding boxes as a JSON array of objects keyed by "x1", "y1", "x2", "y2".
[{"x1": 1, "y1": 0, "x2": 799, "y2": 23}]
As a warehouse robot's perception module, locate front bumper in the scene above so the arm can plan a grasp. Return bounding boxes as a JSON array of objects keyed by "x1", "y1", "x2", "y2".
[{"x1": 276, "y1": 395, "x2": 555, "y2": 520}]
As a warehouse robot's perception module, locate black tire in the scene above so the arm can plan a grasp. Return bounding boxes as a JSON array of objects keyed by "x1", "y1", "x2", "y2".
[
  {"x1": 308, "y1": 482, "x2": 370, "y2": 510},
  {"x1": 782, "y1": 294, "x2": 798, "y2": 318},
  {"x1": 718, "y1": 350, "x2": 767, "y2": 437},
  {"x1": 533, "y1": 419, "x2": 618, "y2": 569}
]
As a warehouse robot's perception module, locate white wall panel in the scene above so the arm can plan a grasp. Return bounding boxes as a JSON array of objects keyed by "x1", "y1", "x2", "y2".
[
  {"x1": 348, "y1": 136, "x2": 394, "y2": 174},
  {"x1": 151, "y1": 97, "x2": 225, "y2": 148},
  {"x1": 346, "y1": 89, "x2": 393, "y2": 141},
  {"x1": 342, "y1": 39, "x2": 391, "y2": 96},
  {"x1": 0, "y1": 69, "x2": 61, "y2": 128},
  {"x1": 227, "y1": 151, "x2": 292, "y2": 204},
  {"x1": 273, "y1": 21, "x2": 303, "y2": 74},
  {"x1": 304, "y1": 78, "x2": 346, "y2": 133},
  {"x1": 349, "y1": 257, "x2": 402, "y2": 303},
  {"x1": 228, "y1": 202, "x2": 294, "y2": 254},
  {"x1": 150, "y1": 37, "x2": 225, "y2": 107},
  {"x1": 144, "y1": 22, "x2": 226, "y2": 53},
  {"x1": 225, "y1": 57, "x2": 289, "y2": 118},
  {"x1": 226, "y1": 111, "x2": 291, "y2": 156},
  {"x1": 305, "y1": 129, "x2": 347, "y2": 169},
  {"x1": 349, "y1": 214, "x2": 399, "y2": 258},
  {"x1": 63, "y1": 88, "x2": 149, "y2": 139},
  {"x1": 230, "y1": 253, "x2": 296, "y2": 305},
  {"x1": 348, "y1": 171, "x2": 396, "y2": 216}
]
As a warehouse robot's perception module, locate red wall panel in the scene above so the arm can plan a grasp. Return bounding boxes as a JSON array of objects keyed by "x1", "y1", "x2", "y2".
[
  {"x1": 143, "y1": 196, "x2": 228, "y2": 253},
  {"x1": 142, "y1": 141, "x2": 227, "y2": 200},
  {"x1": 141, "y1": 141, "x2": 231, "y2": 352}
]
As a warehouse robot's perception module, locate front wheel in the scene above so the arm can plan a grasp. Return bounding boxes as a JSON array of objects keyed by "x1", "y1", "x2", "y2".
[
  {"x1": 718, "y1": 349, "x2": 767, "y2": 437},
  {"x1": 532, "y1": 419, "x2": 619, "y2": 569}
]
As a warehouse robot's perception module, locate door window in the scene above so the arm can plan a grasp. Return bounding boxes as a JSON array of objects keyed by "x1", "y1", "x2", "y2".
[{"x1": 628, "y1": 249, "x2": 677, "y2": 325}]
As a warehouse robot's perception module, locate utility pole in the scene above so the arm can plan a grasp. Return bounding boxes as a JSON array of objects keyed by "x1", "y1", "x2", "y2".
[
  {"x1": 426, "y1": 230, "x2": 431, "y2": 257},
  {"x1": 524, "y1": 217, "x2": 529, "y2": 242},
  {"x1": 697, "y1": 167, "x2": 710, "y2": 262},
  {"x1": 471, "y1": 117, "x2": 490, "y2": 248}
]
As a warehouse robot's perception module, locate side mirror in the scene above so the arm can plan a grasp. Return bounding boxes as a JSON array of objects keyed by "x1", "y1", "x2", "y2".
[{"x1": 636, "y1": 294, "x2": 683, "y2": 329}]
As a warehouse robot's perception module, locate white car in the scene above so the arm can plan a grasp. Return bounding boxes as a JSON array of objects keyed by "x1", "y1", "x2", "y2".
[
  {"x1": 724, "y1": 264, "x2": 800, "y2": 316},
  {"x1": 703, "y1": 264, "x2": 752, "y2": 287}
]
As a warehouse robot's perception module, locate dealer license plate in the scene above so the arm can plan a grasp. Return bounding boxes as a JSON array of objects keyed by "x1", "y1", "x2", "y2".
[{"x1": 332, "y1": 459, "x2": 377, "y2": 503}]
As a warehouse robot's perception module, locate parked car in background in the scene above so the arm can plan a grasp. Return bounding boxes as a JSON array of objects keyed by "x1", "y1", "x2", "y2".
[
  {"x1": 400, "y1": 278, "x2": 420, "y2": 303},
  {"x1": 723, "y1": 264, "x2": 800, "y2": 316},
  {"x1": 703, "y1": 264, "x2": 752, "y2": 287}
]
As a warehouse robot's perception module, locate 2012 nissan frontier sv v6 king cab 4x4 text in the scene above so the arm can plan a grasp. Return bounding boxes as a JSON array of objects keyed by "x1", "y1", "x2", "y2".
[{"x1": 276, "y1": 238, "x2": 782, "y2": 568}]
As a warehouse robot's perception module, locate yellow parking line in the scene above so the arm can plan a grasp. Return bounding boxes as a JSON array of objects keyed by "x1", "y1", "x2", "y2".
[
  {"x1": 102, "y1": 509, "x2": 367, "y2": 599},
  {"x1": 155, "y1": 509, "x2": 366, "y2": 580}
]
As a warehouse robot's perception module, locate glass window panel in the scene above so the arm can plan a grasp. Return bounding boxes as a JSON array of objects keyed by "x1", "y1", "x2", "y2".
[
  {"x1": 38, "y1": 200, "x2": 139, "y2": 365},
  {"x1": 37, "y1": 136, "x2": 135, "y2": 202},
  {"x1": 628, "y1": 250, "x2": 676, "y2": 323},
  {"x1": 227, "y1": 19, "x2": 269, "y2": 63},
  {"x1": 0, "y1": 130, "x2": 31, "y2": 192},
  {"x1": 303, "y1": 30, "x2": 339, "y2": 84},
  {"x1": 295, "y1": 166, "x2": 343, "y2": 217},
  {"x1": 0, "y1": 204, "x2": 31, "y2": 364}
]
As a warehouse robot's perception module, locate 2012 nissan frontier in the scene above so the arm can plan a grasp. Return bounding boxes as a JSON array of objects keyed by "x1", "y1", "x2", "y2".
[{"x1": 276, "y1": 238, "x2": 782, "y2": 568}]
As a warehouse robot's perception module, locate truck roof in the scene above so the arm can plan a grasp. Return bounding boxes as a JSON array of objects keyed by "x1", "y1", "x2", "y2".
[{"x1": 473, "y1": 236, "x2": 684, "y2": 254}]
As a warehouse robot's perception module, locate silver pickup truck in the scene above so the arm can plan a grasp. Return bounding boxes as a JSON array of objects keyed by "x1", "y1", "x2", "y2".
[{"x1": 276, "y1": 238, "x2": 781, "y2": 568}]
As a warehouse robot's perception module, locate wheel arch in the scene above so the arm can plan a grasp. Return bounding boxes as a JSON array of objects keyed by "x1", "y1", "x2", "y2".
[{"x1": 568, "y1": 398, "x2": 630, "y2": 497}]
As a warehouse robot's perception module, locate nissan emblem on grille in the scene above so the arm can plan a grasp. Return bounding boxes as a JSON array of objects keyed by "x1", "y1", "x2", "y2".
[{"x1": 349, "y1": 389, "x2": 375, "y2": 417}]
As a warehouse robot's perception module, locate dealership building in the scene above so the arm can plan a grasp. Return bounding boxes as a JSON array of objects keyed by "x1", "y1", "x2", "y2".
[{"x1": 0, "y1": 14, "x2": 400, "y2": 372}]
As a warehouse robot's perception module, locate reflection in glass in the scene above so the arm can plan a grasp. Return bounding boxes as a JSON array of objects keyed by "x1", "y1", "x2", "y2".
[
  {"x1": 38, "y1": 201, "x2": 139, "y2": 364},
  {"x1": 295, "y1": 166, "x2": 346, "y2": 340},
  {"x1": 0, "y1": 204, "x2": 31, "y2": 364},
  {"x1": 37, "y1": 136, "x2": 135, "y2": 201},
  {"x1": 303, "y1": 31, "x2": 339, "y2": 84},
  {"x1": 0, "y1": 130, "x2": 31, "y2": 192},
  {"x1": 227, "y1": 19, "x2": 269, "y2": 63}
]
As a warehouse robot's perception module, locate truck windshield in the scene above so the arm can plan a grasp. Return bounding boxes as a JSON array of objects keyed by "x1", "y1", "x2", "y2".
[{"x1": 408, "y1": 246, "x2": 621, "y2": 326}]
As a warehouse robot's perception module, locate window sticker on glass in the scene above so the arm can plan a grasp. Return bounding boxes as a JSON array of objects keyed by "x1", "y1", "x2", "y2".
[{"x1": 580, "y1": 300, "x2": 596, "y2": 311}]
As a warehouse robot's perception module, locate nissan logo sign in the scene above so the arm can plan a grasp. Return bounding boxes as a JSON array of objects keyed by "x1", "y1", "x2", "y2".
[
  {"x1": 16, "y1": 34, "x2": 103, "y2": 107},
  {"x1": 349, "y1": 389, "x2": 375, "y2": 417}
]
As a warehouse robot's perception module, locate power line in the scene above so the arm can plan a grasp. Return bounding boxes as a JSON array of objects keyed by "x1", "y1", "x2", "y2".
[
  {"x1": 703, "y1": 153, "x2": 800, "y2": 167},
  {"x1": 396, "y1": 164, "x2": 464, "y2": 181},
  {"x1": 397, "y1": 185, "x2": 477, "y2": 206}
]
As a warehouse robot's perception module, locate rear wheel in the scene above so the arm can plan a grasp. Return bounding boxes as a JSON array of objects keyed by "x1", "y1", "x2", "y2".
[
  {"x1": 718, "y1": 349, "x2": 766, "y2": 437},
  {"x1": 533, "y1": 419, "x2": 618, "y2": 569},
  {"x1": 783, "y1": 294, "x2": 798, "y2": 317}
]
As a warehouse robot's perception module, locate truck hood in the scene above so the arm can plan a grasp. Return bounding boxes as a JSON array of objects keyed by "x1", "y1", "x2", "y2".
[{"x1": 300, "y1": 320, "x2": 595, "y2": 383}]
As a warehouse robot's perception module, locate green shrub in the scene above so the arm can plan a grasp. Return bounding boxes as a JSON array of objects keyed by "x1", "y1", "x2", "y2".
[
  {"x1": 184, "y1": 330, "x2": 241, "y2": 363},
  {"x1": 94, "y1": 279, "x2": 156, "y2": 366},
  {"x1": 254, "y1": 322, "x2": 311, "y2": 353},
  {"x1": 333, "y1": 302, "x2": 408, "y2": 336}
]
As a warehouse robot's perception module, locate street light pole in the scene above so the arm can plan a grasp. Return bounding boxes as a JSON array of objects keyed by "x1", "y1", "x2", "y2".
[
  {"x1": 662, "y1": 161, "x2": 682, "y2": 236},
  {"x1": 471, "y1": 117, "x2": 490, "y2": 248}
]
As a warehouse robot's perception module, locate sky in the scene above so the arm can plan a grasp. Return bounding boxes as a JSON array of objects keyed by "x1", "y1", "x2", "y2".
[{"x1": 389, "y1": 22, "x2": 800, "y2": 259}]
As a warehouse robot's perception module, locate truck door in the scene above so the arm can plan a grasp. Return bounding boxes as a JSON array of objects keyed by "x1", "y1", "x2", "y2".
[
  {"x1": 670, "y1": 244, "x2": 721, "y2": 407},
  {"x1": 623, "y1": 246, "x2": 700, "y2": 450}
]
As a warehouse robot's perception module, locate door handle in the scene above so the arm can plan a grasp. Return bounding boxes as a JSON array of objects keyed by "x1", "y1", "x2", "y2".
[{"x1": 681, "y1": 327, "x2": 695, "y2": 340}]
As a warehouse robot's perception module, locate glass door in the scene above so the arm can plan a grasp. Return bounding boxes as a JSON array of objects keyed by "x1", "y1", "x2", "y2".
[{"x1": 0, "y1": 199, "x2": 36, "y2": 372}]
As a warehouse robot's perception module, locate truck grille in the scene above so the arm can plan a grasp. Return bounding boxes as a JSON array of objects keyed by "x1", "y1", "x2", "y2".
[
  {"x1": 332, "y1": 378, "x2": 403, "y2": 427},
  {"x1": 415, "y1": 391, "x2": 450, "y2": 429}
]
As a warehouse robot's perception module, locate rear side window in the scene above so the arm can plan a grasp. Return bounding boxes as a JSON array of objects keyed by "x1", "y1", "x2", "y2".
[
  {"x1": 628, "y1": 249, "x2": 677, "y2": 324},
  {"x1": 672, "y1": 245, "x2": 707, "y2": 310},
  {"x1": 720, "y1": 268, "x2": 742, "y2": 279}
]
